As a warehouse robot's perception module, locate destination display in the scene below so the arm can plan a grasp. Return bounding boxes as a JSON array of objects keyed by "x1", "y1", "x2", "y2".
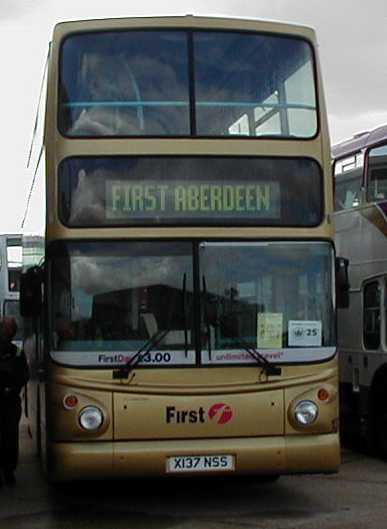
[
  {"x1": 105, "y1": 180, "x2": 280, "y2": 219},
  {"x1": 58, "y1": 156, "x2": 322, "y2": 227}
]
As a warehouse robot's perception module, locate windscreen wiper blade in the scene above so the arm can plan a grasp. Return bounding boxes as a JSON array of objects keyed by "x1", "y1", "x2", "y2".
[
  {"x1": 213, "y1": 317, "x2": 281, "y2": 377},
  {"x1": 201, "y1": 275, "x2": 279, "y2": 373},
  {"x1": 113, "y1": 327, "x2": 170, "y2": 380}
]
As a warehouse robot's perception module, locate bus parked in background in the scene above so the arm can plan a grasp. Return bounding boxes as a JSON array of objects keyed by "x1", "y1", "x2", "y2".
[
  {"x1": 0, "y1": 234, "x2": 23, "y2": 346},
  {"x1": 21, "y1": 15, "x2": 345, "y2": 482},
  {"x1": 333, "y1": 123, "x2": 387, "y2": 455}
]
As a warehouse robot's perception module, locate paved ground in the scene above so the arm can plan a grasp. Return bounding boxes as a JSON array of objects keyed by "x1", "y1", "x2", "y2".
[{"x1": 1, "y1": 425, "x2": 387, "y2": 529}]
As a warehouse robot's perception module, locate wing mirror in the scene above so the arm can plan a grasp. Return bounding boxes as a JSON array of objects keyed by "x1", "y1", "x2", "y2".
[
  {"x1": 336, "y1": 257, "x2": 350, "y2": 309},
  {"x1": 20, "y1": 266, "x2": 43, "y2": 317}
]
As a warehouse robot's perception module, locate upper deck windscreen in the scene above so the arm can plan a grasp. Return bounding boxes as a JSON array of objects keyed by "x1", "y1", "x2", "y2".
[{"x1": 59, "y1": 29, "x2": 317, "y2": 138}]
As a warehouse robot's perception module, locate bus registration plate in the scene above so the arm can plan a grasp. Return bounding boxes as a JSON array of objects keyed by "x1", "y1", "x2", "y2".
[{"x1": 166, "y1": 454, "x2": 234, "y2": 473}]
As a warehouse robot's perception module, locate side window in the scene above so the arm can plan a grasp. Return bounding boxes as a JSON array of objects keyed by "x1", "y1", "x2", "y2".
[
  {"x1": 334, "y1": 153, "x2": 364, "y2": 211},
  {"x1": 363, "y1": 281, "x2": 381, "y2": 350},
  {"x1": 367, "y1": 144, "x2": 387, "y2": 202}
]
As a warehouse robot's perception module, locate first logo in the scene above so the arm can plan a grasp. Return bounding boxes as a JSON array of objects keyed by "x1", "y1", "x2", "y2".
[{"x1": 208, "y1": 403, "x2": 233, "y2": 424}]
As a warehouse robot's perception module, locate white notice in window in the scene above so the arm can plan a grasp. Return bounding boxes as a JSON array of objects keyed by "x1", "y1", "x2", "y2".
[{"x1": 288, "y1": 321, "x2": 322, "y2": 347}]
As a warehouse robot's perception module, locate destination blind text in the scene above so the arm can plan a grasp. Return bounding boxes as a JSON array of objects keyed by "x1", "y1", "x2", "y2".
[{"x1": 107, "y1": 181, "x2": 276, "y2": 216}]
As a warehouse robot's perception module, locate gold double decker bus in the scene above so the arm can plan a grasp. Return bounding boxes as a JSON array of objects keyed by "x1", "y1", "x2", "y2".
[{"x1": 21, "y1": 15, "x2": 343, "y2": 481}]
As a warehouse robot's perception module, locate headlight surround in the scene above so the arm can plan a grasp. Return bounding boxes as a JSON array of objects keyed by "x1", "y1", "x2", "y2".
[
  {"x1": 294, "y1": 400, "x2": 319, "y2": 426},
  {"x1": 79, "y1": 406, "x2": 104, "y2": 431}
]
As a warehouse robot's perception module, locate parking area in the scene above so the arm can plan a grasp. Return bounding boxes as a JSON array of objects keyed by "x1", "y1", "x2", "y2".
[{"x1": 0, "y1": 424, "x2": 387, "y2": 529}]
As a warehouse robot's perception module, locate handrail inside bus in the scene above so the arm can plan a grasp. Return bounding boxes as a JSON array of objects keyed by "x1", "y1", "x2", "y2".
[{"x1": 63, "y1": 101, "x2": 316, "y2": 110}]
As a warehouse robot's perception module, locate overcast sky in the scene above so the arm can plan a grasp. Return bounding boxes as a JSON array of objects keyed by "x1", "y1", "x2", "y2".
[{"x1": 1, "y1": 0, "x2": 386, "y2": 233}]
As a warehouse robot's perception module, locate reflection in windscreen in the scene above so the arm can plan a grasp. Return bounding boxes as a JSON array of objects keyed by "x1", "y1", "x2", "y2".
[
  {"x1": 51, "y1": 240, "x2": 334, "y2": 354},
  {"x1": 200, "y1": 242, "x2": 334, "y2": 352},
  {"x1": 194, "y1": 32, "x2": 317, "y2": 137},
  {"x1": 60, "y1": 31, "x2": 190, "y2": 136},
  {"x1": 51, "y1": 242, "x2": 194, "y2": 352}
]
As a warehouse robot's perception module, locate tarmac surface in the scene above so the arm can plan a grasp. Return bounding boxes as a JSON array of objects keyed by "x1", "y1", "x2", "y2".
[{"x1": 1, "y1": 424, "x2": 387, "y2": 529}]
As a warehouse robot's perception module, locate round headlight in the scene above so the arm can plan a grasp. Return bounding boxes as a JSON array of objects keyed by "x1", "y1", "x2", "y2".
[
  {"x1": 294, "y1": 400, "x2": 318, "y2": 426},
  {"x1": 79, "y1": 406, "x2": 104, "y2": 431}
]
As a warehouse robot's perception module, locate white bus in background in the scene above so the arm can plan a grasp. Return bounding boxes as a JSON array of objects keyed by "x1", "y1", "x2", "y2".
[
  {"x1": 333, "y1": 123, "x2": 387, "y2": 456},
  {"x1": 0, "y1": 234, "x2": 23, "y2": 345}
]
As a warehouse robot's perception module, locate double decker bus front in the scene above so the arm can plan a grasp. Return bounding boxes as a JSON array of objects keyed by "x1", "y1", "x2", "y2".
[{"x1": 41, "y1": 17, "x2": 339, "y2": 480}]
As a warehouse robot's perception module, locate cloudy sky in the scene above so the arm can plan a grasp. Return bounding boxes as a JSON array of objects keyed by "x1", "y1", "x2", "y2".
[{"x1": 1, "y1": 0, "x2": 387, "y2": 233}]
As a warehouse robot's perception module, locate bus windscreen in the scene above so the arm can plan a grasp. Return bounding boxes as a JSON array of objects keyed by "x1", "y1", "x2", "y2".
[
  {"x1": 49, "y1": 240, "x2": 335, "y2": 366},
  {"x1": 59, "y1": 30, "x2": 317, "y2": 138}
]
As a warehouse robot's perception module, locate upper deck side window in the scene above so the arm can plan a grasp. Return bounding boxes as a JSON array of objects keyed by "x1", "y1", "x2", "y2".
[
  {"x1": 58, "y1": 29, "x2": 318, "y2": 138},
  {"x1": 334, "y1": 153, "x2": 364, "y2": 211},
  {"x1": 367, "y1": 144, "x2": 387, "y2": 203}
]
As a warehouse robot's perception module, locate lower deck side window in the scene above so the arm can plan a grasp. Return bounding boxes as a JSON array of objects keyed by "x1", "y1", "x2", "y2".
[{"x1": 363, "y1": 281, "x2": 381, "y2": 350}]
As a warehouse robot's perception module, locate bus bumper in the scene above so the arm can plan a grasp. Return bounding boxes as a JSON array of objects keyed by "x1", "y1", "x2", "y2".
[{"x1": 48, "y1": 433, "x2": 340, "y2": 481}]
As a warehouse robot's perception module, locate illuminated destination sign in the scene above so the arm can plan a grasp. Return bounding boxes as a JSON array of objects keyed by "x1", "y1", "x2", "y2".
[
  {"x1": 59, "y1": 156, "x2": 322, "y2": 227},
  {"x1": 105, "y1": 180, "x2": 280, "y2": 220}
]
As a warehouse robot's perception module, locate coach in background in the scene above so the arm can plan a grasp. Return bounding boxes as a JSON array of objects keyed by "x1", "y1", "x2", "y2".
[{"x1": 0, "y1": 317, "x2": 29, "y2": 487}]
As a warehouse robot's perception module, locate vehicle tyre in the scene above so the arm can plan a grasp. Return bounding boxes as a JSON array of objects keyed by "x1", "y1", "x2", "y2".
[
  {"x1": 376, "y1": 412, "x2": 387, "y2": 459},
  {"x1": 367, "y1": 377, "x2": 387, "y2": 459},
  {"x1": 256, "y1": 474, "x2": 280, "y2": 483},
  {"x1": 36, "y1": 390, "x2": 42, "y2": 457},
  {"x1": 239, "y1": 474, "x2": 280, "y2": 484}
]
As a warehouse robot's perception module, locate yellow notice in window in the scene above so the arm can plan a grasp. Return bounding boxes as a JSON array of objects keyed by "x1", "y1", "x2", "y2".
[{"x1": 257, "y1": 313, "x2": 283, "y2": 349}]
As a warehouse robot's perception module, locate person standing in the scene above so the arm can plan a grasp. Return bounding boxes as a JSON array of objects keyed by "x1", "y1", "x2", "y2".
[{"x1": 0, "y1": 317, "x2": 29, "y2": 487}]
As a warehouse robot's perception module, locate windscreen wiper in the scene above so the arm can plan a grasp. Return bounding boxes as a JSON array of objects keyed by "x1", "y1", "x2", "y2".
[
  {"x1": 113, "y1": 327, "x2": 170, "y2": 380},
  {"x1": 202, "y1": 276, "x2": 212, "y2": 360},
  {"x1": 201, "y1": 275, "x2": 280, "y2": 375},
  {"x1": 182, "y1": 273, "x2": 188, "y2": 357},
  {"x1": 215, "y1": 316, "x2": 282, "y2": 376}
]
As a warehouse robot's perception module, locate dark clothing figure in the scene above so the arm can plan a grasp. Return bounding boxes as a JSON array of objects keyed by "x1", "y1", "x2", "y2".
[{"x1": 0, "y1": 338, "x2": 29, "y2": 486}]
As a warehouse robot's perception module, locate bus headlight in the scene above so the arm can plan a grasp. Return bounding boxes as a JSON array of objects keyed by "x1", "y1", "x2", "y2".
[
  {"x1": 79, "y1": 406, "x2": 104, "y2": 431},
  {"x1": 294, "y1": 400, "x2": 318, "y2": 426}
]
